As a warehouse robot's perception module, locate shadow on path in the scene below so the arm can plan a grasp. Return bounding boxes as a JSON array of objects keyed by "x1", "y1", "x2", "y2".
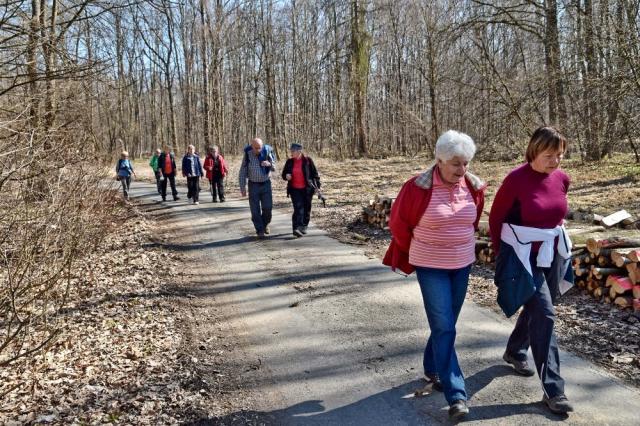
[{"x1": 188, "y1": 365, "x2": 566, "y2": 425}]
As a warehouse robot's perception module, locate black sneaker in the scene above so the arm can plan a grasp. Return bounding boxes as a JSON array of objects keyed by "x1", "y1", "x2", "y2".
[
  {"x1": 300, "y1": 226, "x2": 308, "y2": 234},
  {"x1": 543, "y1": 394, "x2": 574, "y2": 414},
  {"x1": 174, "y1": 196, "x2": 180, "y2": 201},
  {"x1": 293, "y1": 228, "x2": 303, "y2": 237},
  {"x1": 219, "y1": 199, "x2": 225, "y2": 202},
  {"x1": 212, "y1": 199, "x2": 218, "y2": 203},
  {"x1": 256, "y1": 232, "x2": 265, "y2": 240},
  {"x1": 448, "y1": 400, "x2": 469, "y2": 420},
  {"x1": 503, "y1": 352, "x2": 535, "y2": 376},
  {"x1": 424, "y1": 373, "x2": 443, "y2": 392}
]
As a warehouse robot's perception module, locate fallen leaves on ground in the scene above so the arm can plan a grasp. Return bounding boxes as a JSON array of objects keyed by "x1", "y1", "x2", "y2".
[{"x1": 0, "y1": 202, "x2": 216, "y2": 424}]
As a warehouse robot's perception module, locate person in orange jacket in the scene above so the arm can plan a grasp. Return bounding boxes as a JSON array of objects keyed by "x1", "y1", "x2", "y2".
[{"x1": 203, "y1": 145, "x2": 228, "y2": 202}]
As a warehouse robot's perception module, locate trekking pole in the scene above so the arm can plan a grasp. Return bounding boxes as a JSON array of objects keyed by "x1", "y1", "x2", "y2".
[{"x1": 309, "y1": 182, "x2": 326, "y2": 207}]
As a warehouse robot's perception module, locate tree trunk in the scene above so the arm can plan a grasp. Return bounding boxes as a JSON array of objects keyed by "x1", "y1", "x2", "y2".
[{"x1": 350, "y1": 0, "x2": 370, "y2": 157}]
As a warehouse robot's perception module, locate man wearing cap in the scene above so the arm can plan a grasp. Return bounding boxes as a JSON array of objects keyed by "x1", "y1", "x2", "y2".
[
  {"x1": 239, "y1": 137, "x2": 277, "y2": 239},
  {"x1": 282, "y1": 142, "x2": 321, "y2": 237}
]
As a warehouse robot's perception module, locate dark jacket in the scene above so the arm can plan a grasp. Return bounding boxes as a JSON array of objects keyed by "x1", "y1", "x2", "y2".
[
  {"x1": 382, "y1": 165, "x2": 486, "y2": 275},
  {"x1": 495, "y1": 240, "x2": 574, "y2": 318},
  {"x1": 281, "y1": 155, "x2": 320, "y2": 196},
  {"x1": 181, "y1": 154, "x2": 203, "y2": 177},
  {"x1": 158, "y1": 152, "x2": 177, "y2": 177}
]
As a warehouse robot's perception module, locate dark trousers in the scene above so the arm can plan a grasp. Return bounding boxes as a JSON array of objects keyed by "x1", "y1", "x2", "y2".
[
  {"x1": 506, "y1": 255, "x2": 565, "y2": 399},
  {"x1": 120, "y1": 176, "x2": 131, "y2": 198},
  {"x1": 210, "y1": 175, "x2": 225, "y2": 201},
  {"x1": 187, "y1": 176, "x2": 200, "y2": 202},
  {"x1": 289, "y1": 187, "x2": 312, "y2": 231},
  {"x1": 154, "y1": 170, "x2": 162, "y2": 193},
  {"x1": 248, "y1": 180, "x2": 272, "y2": 233},
  {"x1": 160, "y1": 174, "x2": 178, "y2": 200}
]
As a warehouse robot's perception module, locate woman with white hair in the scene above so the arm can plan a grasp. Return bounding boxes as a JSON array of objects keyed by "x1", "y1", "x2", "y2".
[{"x1": 383, "y1": 130, "x2": 486, "y2": 420}]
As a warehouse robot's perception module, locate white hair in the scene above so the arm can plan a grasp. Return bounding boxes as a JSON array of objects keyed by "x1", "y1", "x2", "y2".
[{"x1": 435, "y1": 130, "x2": 476, "y2": 162}]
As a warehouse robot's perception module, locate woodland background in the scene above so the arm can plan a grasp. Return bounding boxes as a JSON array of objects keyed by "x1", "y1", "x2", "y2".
[{"x1": 2, "y1": 0, "x2": 640, "y2": 368}]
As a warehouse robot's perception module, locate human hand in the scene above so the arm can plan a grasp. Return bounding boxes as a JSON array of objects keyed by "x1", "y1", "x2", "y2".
[
  {"x1": 240, "y1": 189, "x2": 247, "y2": 197},
  {"x1": 260, "y1": 160, "x2": 271, "y2": 167},
  {"x1": 285, "y1": 173, "x2": 292, "y2": 181}
]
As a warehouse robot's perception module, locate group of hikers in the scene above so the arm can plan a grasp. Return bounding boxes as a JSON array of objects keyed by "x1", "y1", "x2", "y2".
[
  {"x1": 115, "y1": 137, "x2": 320, "y2": 238},
  {"x1": 117, "y1": 126, "x2": 574, "y2": 421}
]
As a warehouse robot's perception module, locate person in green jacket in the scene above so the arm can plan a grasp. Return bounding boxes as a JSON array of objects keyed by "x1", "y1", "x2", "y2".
[{"x1": 149, "y1": 148, "x2": 161, "y2": 194}]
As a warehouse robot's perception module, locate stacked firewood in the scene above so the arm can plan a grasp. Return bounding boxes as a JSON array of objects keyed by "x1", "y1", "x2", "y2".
[
  {"x1": 361, "y1": 195, "x2": 394, "y2": 230},
  {"x1": 567, "y1": 209, "x2": 640, "y2": 230},
  {"x1": 575, "y1": 237, "x2": 640, "y2": 312}
]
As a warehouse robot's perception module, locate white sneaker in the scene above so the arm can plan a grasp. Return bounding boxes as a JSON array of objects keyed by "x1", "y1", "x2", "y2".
[{"x1": 194, "y1": 201, "x2": 199, "y2": 205}]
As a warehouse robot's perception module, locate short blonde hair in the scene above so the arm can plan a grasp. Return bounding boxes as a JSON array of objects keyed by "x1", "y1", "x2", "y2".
[{"x1": 121, "y1": 151, "x2": 129, "y2": 157}]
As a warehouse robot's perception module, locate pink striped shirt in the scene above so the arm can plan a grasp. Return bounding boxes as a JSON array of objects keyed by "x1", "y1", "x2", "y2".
[{"x1": 409, "y1": 169, "x2": 477, "y2": 269}]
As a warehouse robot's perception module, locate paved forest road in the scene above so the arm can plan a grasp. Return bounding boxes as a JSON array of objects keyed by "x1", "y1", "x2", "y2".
[{"x1": 130, "y1": 181, "x2": 640, "y2": 425}]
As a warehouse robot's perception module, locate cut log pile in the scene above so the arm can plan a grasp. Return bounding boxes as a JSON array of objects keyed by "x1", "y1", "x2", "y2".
[
  {"x1": 361, "y1": 195, "x2": 394, "y2": 230},
  {"x1": 567, "y1": 209, "x2": 640, "y2": 230},
  {"x1": 574, "y1": 237, "x2": 640, "y2": 312},
  {"x1": 474, "y1": 234, "x2": 640, "y2": 313}
]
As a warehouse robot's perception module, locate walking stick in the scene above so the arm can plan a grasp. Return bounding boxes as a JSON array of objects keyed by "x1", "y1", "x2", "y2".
[{"x1": 309, "y1": 182, "x2": 326, "y2": 207}]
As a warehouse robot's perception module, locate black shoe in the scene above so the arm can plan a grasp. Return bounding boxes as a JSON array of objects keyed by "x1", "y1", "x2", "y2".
[
  {"x1": 293, "y1": 228, "x2": 303, "y2": 237},
  {"x1": 503, "y1": 352, "x2": 535, "y2": 376},
  {"x1": 162, "y1": 197, "x2": 166, "y2": 202},
  {"x1": 300, "y1": 226, "x2": 308, "y2": 234},
  {"x1": 448, "y1": 400, "x2": 469, "y2": 420},
  {"x1": 543, "y1": 394, "x2": 574, "y2": 414},
  {"x1": 264, "y1": 226, "x2": 270, "y2": 235},
  {"x1": 212, "y1": 199, "x2": 218, "y2": 203},
  {"x1": 256, "y1": 232, "x2": 265, "y2": 240},
  {"x1": 219, "y1": 198, "x2": 225, "y2": 202},
  {"x1": 424, "y1": 373, "x2": 443, "y2": 392},
  {"x1": 174, "y1": 196, "x2": 180, "y2": 201}
]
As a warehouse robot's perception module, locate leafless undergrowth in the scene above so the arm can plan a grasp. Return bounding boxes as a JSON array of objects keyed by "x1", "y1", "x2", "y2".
[{"x1": 0, "y1": 111, "x2": 123, "y2": 368}]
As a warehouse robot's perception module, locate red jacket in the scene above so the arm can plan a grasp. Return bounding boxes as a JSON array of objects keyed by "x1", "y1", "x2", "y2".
[
  {"x1": 382, "y1": 166, "x2": 486, "y2": 275},
  {"x1": 203, "y1": 153, "x2": 228, "y2": 180}
]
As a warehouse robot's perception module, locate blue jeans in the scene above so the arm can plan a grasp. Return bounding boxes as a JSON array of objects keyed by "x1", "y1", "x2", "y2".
[
  {"x1": 415, "y1": 264, "x2": 471, "y2": 404},
  {"x1": 248, "y1": 180, "x2": 272, "y2": 233},
  {"x1": 505, "y1": 254, "x2": 565, "y2": 398}
]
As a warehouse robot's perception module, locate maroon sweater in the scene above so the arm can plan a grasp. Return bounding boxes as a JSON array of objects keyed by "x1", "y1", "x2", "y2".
[{"x1": 489, "y1": 163, "x2": 570, "y2": 253}]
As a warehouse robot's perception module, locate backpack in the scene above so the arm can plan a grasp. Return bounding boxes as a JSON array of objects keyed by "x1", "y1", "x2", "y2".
[{"x1": 244, "y1": 144, "x2": 276, "y2": 175}]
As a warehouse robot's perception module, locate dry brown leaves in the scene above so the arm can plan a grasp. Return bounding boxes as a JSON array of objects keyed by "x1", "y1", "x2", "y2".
[{"x1": 0, "y1": 202, "x2": 210, "y2": 425}]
